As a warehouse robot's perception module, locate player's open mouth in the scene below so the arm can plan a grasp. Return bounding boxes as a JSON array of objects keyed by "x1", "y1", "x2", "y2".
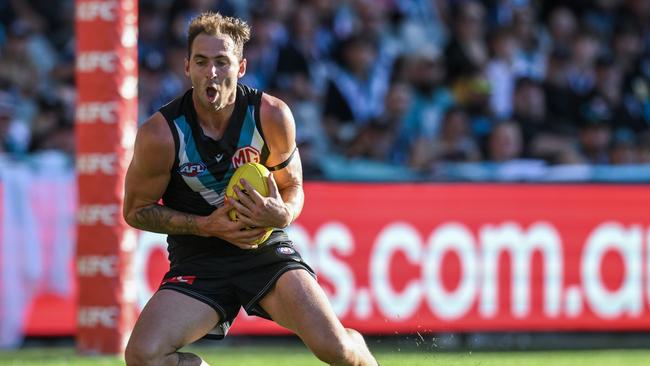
[{"x1": 206, "y1": 86, "x2": 218, "y2": 102}]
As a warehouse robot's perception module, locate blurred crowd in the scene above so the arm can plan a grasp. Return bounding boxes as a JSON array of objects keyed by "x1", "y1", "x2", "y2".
[{"x1": 0, "y1": 0, "x2": 649, "y2": 179}]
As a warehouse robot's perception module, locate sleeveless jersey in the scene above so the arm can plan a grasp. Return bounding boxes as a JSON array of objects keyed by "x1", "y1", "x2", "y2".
[{"x1": 158, "y1": 84, "x2": 289, "y2": 265}]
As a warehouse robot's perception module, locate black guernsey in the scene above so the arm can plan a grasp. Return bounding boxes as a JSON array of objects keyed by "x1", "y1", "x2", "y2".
[{"x1": 158, "y1": 84, "x2": 289, "y2": 265}]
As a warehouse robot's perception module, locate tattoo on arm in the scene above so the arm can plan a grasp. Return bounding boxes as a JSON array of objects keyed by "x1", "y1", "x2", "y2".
[{"x1": 132, "y1": 204, "x2": 200, "y2": 235}]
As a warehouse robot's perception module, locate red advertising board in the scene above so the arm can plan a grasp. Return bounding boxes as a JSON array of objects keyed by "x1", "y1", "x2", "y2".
[{"x1": 24, "y1": 183, "x2": 650, "y2": 336}]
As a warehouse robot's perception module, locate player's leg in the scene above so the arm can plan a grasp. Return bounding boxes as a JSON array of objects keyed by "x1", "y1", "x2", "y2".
[
  {"x1": 124, "y1": 289, "x2": 219, "y2": 366},
  {"x1": 259, "y1": 269, "x2": 378, "y2": 366}
]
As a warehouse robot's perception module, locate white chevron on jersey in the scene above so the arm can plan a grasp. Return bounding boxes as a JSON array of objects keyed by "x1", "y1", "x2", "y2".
[{"x1": 175, "y1": 123, "x2": 225, "y2": 207}]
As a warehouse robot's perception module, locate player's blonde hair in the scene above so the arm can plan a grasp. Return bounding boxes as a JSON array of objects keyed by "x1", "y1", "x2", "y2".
[{"x1": 187, "y1": 12, "x2": 251, "y2": 60}]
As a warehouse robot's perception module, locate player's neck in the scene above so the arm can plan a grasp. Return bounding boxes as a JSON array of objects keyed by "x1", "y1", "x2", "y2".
[{"x1": 193, "y1": 94, "x2": 236, "y2": 139}]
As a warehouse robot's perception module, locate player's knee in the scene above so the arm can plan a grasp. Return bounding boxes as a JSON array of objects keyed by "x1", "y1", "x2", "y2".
[
  {"x1": 124, "y1": 337, "x2": 169, "y2": 366},
  {"x1": 345, "y1": 328, "x2": 368, "y2": 348},
  {"x1": 310, "y1": 331, "x2": 359, "y2": 365},
  {"x1": 124, "y1": 342, "x2": 154, "y2": 366}
]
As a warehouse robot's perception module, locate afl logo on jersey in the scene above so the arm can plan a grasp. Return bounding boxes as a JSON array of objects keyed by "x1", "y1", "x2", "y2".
[
  {"x1": 178, "y1": 162, "x2": 207, "y2": 177},
  {"x1": 232, "y1": 146, "x2": 261, "y2": 168}
]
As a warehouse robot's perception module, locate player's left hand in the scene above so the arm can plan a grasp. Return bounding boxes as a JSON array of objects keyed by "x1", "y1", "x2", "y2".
[{"x1": 231, "y1": 174, "x2": 292, "y2": 229}]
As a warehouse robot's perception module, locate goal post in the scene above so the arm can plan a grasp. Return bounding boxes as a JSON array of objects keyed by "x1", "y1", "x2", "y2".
[{"x1": 75, "y1": 0, "x2": 138, "y2": 354}]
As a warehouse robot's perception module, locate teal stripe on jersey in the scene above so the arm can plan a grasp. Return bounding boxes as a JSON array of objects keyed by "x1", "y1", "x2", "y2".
[
  {"x1": 237, "y1": 106, "x2": 256, "y2": 148},
  {"x1": 174, "y1": 115, "x2": 228, "y2": 203}
]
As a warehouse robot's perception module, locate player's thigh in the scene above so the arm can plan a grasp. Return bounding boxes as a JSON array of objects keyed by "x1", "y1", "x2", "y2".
[
  {"x1": 259, "y1": 269, "x2": 347, "y2": 343},
  {"x1": 128, "y1": 289, "x2": 220, "y2": 354}
]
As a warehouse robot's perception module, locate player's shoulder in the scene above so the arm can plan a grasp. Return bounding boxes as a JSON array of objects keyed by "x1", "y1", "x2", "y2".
[
  {"x1": 136, "y1": 112, "x2": 174, "y2": 150},
  {"x1": 258, "y1": 93, "x2": 296, "y2": 152},
  {"x1": 259, "y1": 92, "x2": 294, "y2": 129}
]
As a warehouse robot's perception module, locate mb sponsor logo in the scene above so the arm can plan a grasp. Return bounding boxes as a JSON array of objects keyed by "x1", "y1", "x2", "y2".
[
  {"x1": 78, "y1": 204, "x2": 120, "y2": 226},
  {"x1": 77, "y1": 255, "x2": 118, "y2": 277},
  {"x1": 77, "y1": 153, "x2": 117, "y2": 175},
  {"x1": 77, "y1": 1, "x2": 117, "y2": 22},
  {"x1": 77, "y1": 51, "x2": 117, "y2": 73},
  {"x1": 78, "y1": 306, "x2": 119, "y2": 328},
  {"x1": 76, "y1": 102, "x2": 118, "y2": 124}
]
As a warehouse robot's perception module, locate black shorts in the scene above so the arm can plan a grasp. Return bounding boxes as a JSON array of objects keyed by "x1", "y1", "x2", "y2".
[{"x1": 157, "y1": 240, "x2": 315, "y2": 340}]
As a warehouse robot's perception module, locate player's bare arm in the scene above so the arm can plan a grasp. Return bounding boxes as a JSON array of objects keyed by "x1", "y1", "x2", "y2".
[
  {"x1": 123, "y1": 113, "x2": 265, "y2": 247},
  {"x1": 231, "y1": 93, "x2": 304, "y2": 229},
  {"x1": 123, "y1": 112, "x2": 197, "y2": 233}
]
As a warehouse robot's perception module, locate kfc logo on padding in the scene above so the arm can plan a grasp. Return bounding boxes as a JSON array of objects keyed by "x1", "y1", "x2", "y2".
[
  {"x1": 77, "y1": 51, "x2": 117, "y2": 73},
  {"x1": 77, "y1": 1, "x2": 117, "y2": 21},
  {"x1": 76, "y1": 102, "x2": 118, "y2": 124},
  {"x1": 77, "y1": 255, "x2": 119, "y2": 277},
  {"x1": 78, "y1": 306, "x2": 119, "y2": 328},
  {"x1": 77, "y1": 153, "x2": 117, "y2": 175},
  {"x1": 78, "y1": 204, "x2": 120, "y2": 226}
]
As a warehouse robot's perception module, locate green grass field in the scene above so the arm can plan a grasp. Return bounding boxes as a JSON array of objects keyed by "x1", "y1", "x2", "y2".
[{"x1": 2, "y1": 346, "x2": 650, "y2": 366}]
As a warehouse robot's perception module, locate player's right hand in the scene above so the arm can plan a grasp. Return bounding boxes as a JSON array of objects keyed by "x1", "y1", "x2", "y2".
[{"x1": 198, "y1": 198, "x2": 268, "y2": 249}]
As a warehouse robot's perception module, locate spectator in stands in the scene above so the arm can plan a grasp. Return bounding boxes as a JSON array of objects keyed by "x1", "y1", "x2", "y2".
[
  {"x1": 410, "y1": 106, "x2": 481, "y2": 171},
  {"x1": 445, "y1": 1, "x2": 488, "y2": 83},
  {"x1": 27, "y1": 95, "x2": 74, "y2": 155},
  {"x1": 510, "y1": 4, "x2": 546, "y2": 79},
  {"x1": 511, "y1": 77, "x2": 549, "y2": 149},
  {"x1": 0, "y1": 91, "x2": 30, "y2": 154},
  {"x1": 346, "y1": 81, "x2": 413, "y2": 163},
  {"x1": 141, "y1": 40, "x2": 190, "y2": 119},
  {"x1": 452, "y1": 69, "x2": 493, "y2": 140},
  {"x1": 262, "y1": 0, "x2": 294, "y2": 44},
  {"x1": 138, "y1": 51, "x2": 166, "y2": 122},
  {"x1": 0, "y1": 0, "x2": 647, "y2": 178},
  {"x1": 486, "y1": 27, "x2": 520, "y2": 119},
  {"x1": 545, "y1": 6, "x2": 577, "y2": 53},
  {"x1": 485, "y1": 121, "x2": 524, "y2": 162},
  {"x1": 0, "y1": 21, "x2": 40, "y2": 123},
  {"x1": 352, "y1": 0, "x2": 402, "y2": 65},
  {"x1": 543, "y1": 47, "x2": 577, "y2": 132},
  {"x1": 609, "y1": 131, "x2": 638, "y2": 165},
  {"x1": 589, "y1": 55, "x2": 642, "y2": 136},
  {"x1": 614, "y1": 0, "x2": 650, "y2": 66},
  {"x1": 575, "y1": 58, "x2": 623, "y2": 166},
  {"x1": 271, "y1": 3, "x2": 331, "y2": 171},
  {"x1": 138, "y1": 4, "x2": 167, "y2": 74},
  {"x1": 322, "y1": 34, "x2": 391, "y2": 149},
  {"x1": 274, "y1": 3, "x2": 328, "y2": 97},
  {"x1": 637, "y1": 131, "x2": 650, "y2": 164},
  {"x1": 581, "y1": 0, "x2": 620, "y2": 39},
  {"x1": 30, "y1": 122, "x2": 74, "y2": 155},
  {"x1": 577, "y1": 118, "x2": 612, "y2": 165},
  {"x1": 392, "y1": 0, "x2": 449, "y2": 53},
  {"x1": 612, "y1": 22, "x2": 650, "y2": 133},
  {"x1": 240, "y1": 11, "x2": 286, "y2": 89},
  {"x1": 397, "y1": 45, "x2": 453, "y2": 163},
  {"x1": 566, "y1": 30, "x2": 601, "y2": 97}
]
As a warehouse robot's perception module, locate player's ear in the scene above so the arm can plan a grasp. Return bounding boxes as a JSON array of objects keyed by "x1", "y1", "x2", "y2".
[
  {"x1": 238, "y1": 58, "x2": 247, "y2": 78},
  {"x1": 184, "y1": 57, "x2": 190, "y2": 77}
]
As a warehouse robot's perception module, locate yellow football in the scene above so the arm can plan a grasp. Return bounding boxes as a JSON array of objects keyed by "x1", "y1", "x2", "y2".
[{"x1": 225, "y1": 162, "x2": 273, "y2": 245}]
